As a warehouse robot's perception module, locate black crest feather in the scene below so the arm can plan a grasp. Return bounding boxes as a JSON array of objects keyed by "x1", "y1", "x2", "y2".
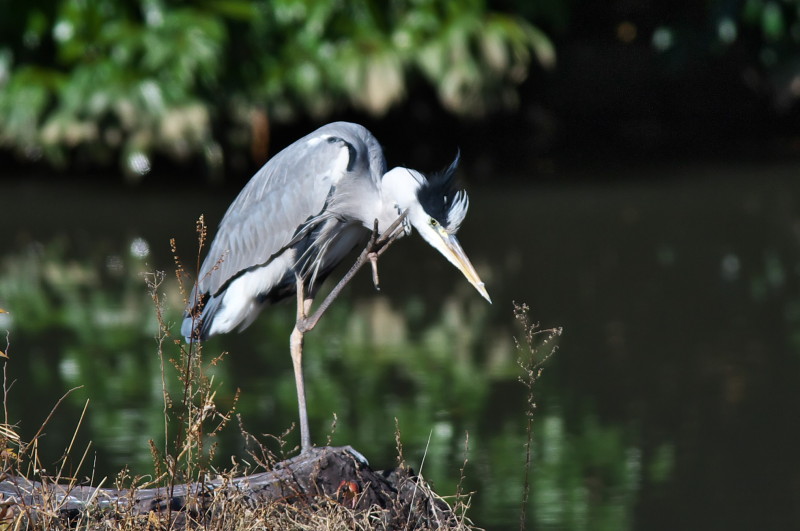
[{"x1": 416, "y1": 151, "x2": 469, "y2": 233}]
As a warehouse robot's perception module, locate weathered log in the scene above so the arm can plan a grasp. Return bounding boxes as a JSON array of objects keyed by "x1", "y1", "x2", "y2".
[{"x1": 0, "y1": 446, "x2": 462, "y2": 528}]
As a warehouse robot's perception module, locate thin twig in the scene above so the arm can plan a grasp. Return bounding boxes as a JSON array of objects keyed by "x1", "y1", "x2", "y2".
[
  {"x1": 19, "y1": 386, "x2": 83, "y2": 459},
  {"x1": 57, "y1": 399, "x2": 89, "y2": 477},
  {"x1": 407, "y1": 429, "x2": 434, "y2": 530},
  {"x1": 2, "y1": 331, "x2": 10, "y2": 429}
]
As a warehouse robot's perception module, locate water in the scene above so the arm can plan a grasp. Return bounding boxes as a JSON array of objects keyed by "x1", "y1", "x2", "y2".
[{"x1": 2, "y1": 160, "x2": 800, "y2": 529}]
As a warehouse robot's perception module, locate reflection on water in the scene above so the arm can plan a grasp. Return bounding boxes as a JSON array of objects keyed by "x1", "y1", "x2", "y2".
[{"x1": 3, "y1": 161, "x2": 800, "y2": 529}]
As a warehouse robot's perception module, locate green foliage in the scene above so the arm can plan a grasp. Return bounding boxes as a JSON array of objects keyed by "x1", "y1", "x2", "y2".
[
  {"x1": 245, "y1": 0, "x2": 554, "y2": 118},
  {"x1": 0, "y1": 1, "x2": 225, "y2": 177},
  {"x1": 0, "y1": 0, "x2": 553, "y2": 177}
]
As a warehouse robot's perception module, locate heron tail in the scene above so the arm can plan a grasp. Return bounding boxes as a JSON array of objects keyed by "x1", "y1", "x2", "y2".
[{"x1": 182, "y1": 291, "x2": 223, "y2": 342}]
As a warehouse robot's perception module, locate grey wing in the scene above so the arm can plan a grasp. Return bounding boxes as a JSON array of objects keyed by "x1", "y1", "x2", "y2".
[{"x1": 197, "y1": 133, "x2": 362, "y2": 298}]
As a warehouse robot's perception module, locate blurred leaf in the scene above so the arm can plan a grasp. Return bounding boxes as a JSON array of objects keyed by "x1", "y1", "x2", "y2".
[
  {"x1": 199, "y1": 0, "x2": 256, "y2": 20},
  {"x1": 25, "y1": 10, "x2": 48, "y2": 48},
  {"x1": 761, "y1": 2, "x2": 785, "y2": 41},
  {"x1": 524, "y1": 22, "x2": 557, "y2": 69},
  {"x1": 742, "y1": 0, "x2": 763, "y2": 25}
]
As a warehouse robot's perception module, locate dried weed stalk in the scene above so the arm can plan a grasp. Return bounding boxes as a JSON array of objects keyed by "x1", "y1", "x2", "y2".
[
  {"x1": 144, "y1": 216, "x2": 240, "y2": 527},
  {"x1": 514, "y1": 301, "x2": 561, "y2": 531}
]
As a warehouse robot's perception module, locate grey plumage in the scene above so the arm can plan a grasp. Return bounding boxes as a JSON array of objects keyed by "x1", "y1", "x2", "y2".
[{"x1": 182, "y1": 121, "x2": 490, "y2": 342}]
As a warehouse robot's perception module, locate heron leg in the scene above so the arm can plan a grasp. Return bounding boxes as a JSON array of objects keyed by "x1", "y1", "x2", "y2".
[
  {"x1": 368, "y1": 252, "x2": 381, "y2": 289},
  {"x1": 367, "y1": 219, "x2": 381, "y2": 289},
  {"x1": 291, "y1": 275, "x2": 313, "y2": 452},
  {"x1": 287, "y1": 214, "x2": 406, "y2": 452},
  {"x1": 300, "y1": 213, "x2": 407, "y2": 332}
]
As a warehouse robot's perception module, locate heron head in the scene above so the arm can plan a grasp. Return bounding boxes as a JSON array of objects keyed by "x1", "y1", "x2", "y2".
[{"x1": 382, "y1": 155, "x2": 491, "y2": 303}]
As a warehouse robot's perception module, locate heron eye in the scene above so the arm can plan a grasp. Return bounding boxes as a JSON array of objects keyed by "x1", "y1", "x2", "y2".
[{"x1": 430, "y1": 218, "x2": 438, "y2": 227}]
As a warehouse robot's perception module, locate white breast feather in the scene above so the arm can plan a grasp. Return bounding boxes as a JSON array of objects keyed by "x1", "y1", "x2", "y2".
[{"x1": 209, "y1": 252, "x2": 295, "y2": 335}]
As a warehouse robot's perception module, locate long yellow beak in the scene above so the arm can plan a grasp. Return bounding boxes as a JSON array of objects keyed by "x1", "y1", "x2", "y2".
[{"x1": 437, "y1": 233, "x2": 492, "y2": 303}]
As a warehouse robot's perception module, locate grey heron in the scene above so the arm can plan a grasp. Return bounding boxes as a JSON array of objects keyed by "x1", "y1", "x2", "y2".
[{"x1": 182, "y1": 121, "x2": 490, "y2": 451}]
